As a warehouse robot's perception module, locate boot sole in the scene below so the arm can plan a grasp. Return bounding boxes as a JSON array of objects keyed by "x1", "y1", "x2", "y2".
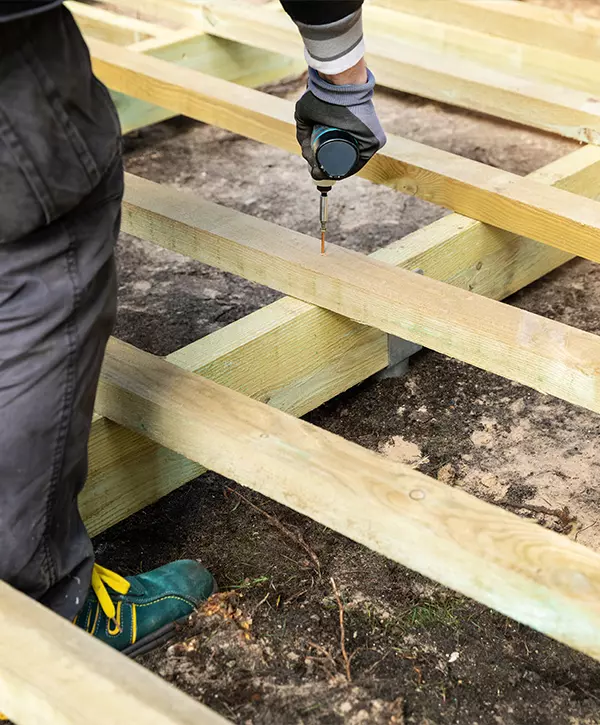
[{"x1": 123, "y1": 576, "x2": 218, "y2": 659}]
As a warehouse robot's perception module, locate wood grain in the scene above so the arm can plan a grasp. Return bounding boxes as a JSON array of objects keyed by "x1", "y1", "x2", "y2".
[
  {"x1": 362, "y1": 4, "x2": 600, "y2": 96},
  {"x1": 373, "y1": 0, "x2": 600, "y2": 62},
  {"x1": 66, "y1": 0, "x2": 165, "y2": 45},
  {"x1": 105, "y1": 28, "x2": 304, "y2": 134},
  {"x1": 0, "y1": 581, "x2": 230, "y2": 724},
  {"x1": 83, "y1": 303, "x2": 386, "y2": 536}
]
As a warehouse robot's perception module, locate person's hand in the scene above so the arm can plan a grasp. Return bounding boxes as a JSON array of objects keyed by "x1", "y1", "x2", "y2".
[{"x1": 294, "y1": 58, "x2": 387, "y2": 181}]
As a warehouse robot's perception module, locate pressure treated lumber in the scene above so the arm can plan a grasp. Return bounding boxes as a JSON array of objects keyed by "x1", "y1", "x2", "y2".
[
  {"x1": 66, "y1": 0, "x2": 165, "y2": 45},
  {"x1": 83, "y1": 304, "x2": 386, "y2": 536},
  {"x1": 83, "y1": 147, "x2": 600, "y2": 539},
  {"x1": 0, "y1": 581, "x2": 230, "y2": 725},
  {"x1": 363, "y1": 4, "x2": 600, "y2": 96},
  {"x1": 97, "y1": 338, "x2": 600, "y2": 661},
  {"x1": 99, "y1": 2, "x2": 600, "y2": 143},
  {"x1": 121, "y1": 172, "x2": 600, "y2": 416},
  {"x1": 373, "y1": 0, "x2": 600, "y2": 62},
  {"x1": 111, "y1": 30, "x2": 304, "y2": 134},
  {"x1": 89, "y1": 39, "x2": 600, "y2": 263}
]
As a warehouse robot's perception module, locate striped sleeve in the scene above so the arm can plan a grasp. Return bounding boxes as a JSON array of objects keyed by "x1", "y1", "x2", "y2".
[{"x1": 280, "y1": 1, "x2": 365, "y2": 75}]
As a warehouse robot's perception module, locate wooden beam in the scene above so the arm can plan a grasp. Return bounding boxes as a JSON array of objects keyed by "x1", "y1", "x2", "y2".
[
  {"x1": 121, "y1": 171, "x2": 600, "y2": 416},
  {"x1": 98, "y1": 1, "x2": 600, "y2": 142},
  {"x1": 0, "y1": 581, "x2": 230, "y2": 725},
  {"x1": 369, "y1": 145, "x2": 600, "y2": 299},
  {"x1": 108, "y1": 30, "x2": 304, "y2": 134},
  {"x1": 84, "y1": 145, "x2": 600, "y2": 537},
  {"x1": 88, "y1": 39, "x2": 600, "y2": 264},
  {"x1": 364, "y1": 35, "x2": 600, "y2": 143},
  {"x1": 83, "y1": 303, "x2": 386, "y2": 536},
  {"x1": 66, "y1": 1, "x2": 166, "y2": 45},
  {"x1": 123, "y1": 170, "x2": 600, "y2": 412},
  {"x1": 362, "y1": 4, "x2": 600, "y2": 96},
  {"x1": 370, "y1": 0, "x2": 600, "y2": 63},
  {"x1": 97, "y1": 337, "x2": 600, "y2": 662}
]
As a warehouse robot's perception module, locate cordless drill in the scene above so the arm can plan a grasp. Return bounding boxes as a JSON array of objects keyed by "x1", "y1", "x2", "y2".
[{"x1": 310, "y1": 126, "x2": 360, "y2": 254}]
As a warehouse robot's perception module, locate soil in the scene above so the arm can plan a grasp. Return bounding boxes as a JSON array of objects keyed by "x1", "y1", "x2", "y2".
[{"x1": 93, "y1": 1, "x2": 600, "y2": 722}]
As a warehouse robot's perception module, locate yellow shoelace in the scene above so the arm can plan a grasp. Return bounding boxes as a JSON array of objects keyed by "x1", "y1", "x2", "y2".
[{"x1": 91, "y1": 564, "x2": 131, "y2": 621}]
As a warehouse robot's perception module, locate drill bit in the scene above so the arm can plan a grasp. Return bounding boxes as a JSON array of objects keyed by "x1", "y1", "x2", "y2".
[
  {"x1": 318, "y1": 186, "x2": 329, "y2": 255},
  {"x1": 320, "y1": 192, "x2": 328, "y2": 255}
]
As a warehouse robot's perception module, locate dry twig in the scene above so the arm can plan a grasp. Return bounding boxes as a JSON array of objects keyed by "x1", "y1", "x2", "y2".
[
  {"x1": 226, "y1": 487, "x2": 321, "y2": 575},
  {"x1": 502, "y1": 501, "x2": 577, "y2": 533},
  {"x1": 331, "y1": 577, "x2": 352, "y2": 682}
]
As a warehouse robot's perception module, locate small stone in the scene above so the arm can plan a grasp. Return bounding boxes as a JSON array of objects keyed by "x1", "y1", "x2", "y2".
[
  {"x1": 410, "y1": 405, "x2": 433, "y2": 423},
  {"x1": 510, "y1": 398, "x2": 526, "y2": 415},
  {"x1": 480, "y1": 473, "x2": 498, "y2": 488},
  {"x1": 471, "y1": 429, "x2": 493, "y2": 448},
  {"x1": 448, "y1": 651, "x2": 460, "y2": 663},
  {"x1": 437, "y1": 463, "x2": 456, "y2": 486}
]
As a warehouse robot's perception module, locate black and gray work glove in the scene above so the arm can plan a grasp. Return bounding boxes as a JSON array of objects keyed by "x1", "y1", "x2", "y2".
[{"x1": 295, "y1": 66, "x2": 387, "y2": 181}]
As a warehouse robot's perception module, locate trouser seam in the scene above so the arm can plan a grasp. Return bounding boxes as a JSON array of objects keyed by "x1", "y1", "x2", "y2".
[
  {"x1": 40, "y1": 219, "x2": 81, "y2": 584},
  {"x1": 0, "y1": 102, "x2": 53, "y2": 225},
  {"x1": 20, "y1": 36, "x2": 100, "y2": 188}
]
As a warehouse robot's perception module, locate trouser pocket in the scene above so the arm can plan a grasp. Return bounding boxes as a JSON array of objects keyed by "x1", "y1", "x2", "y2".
[{"x1": 0, "y1": 6, "x2": 121, "y2": 244}]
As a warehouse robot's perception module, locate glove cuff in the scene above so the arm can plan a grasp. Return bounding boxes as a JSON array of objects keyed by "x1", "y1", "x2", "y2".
[
  {"x1": 307, "y1": 66, "x2": 376, "y2": 107},
  {"x1": 292, "y1": 7, "x2": 365, "y2": 75}
]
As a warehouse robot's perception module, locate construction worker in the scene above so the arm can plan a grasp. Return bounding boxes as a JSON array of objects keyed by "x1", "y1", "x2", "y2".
[{"x1": 0, "y1": 0, "x2": 386, "y2": 659}]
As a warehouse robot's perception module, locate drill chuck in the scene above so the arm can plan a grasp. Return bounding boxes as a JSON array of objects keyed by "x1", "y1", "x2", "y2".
[{"x1": 311, "y1": 126, "x2": 360, "y2": 180}]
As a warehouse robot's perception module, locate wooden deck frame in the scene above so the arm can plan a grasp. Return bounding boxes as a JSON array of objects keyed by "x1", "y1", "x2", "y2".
[
  {"x1": 7, "y1": 2, "x2": 600, "y2": 723},
  {"x1": 372, "y1": 0, "x2": 600, "y2": 62},
  {"x1": 121, "y1": 173, "x2": 600, "y2": 416},
  {"x1": 68, "y1": 1, "x2": 304, "y2": 134},
  {"x1": 89, "y1": 40, "x2": 600, "y2": 264},
  {"x1": 84, "y1": 143, "x2": 600, "y2": 538},
  {"x1": 6, "y1": 335, "x2": 600, "y2": 724},
  {"x1": 96, "y1": 0, "x2": 600, "y2": 143},
  {"x1": 67, "y1": 0, "x2": 170, "y2": 45}
]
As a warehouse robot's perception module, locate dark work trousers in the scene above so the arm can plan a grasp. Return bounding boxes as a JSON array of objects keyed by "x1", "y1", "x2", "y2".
[{"x1": 0, "y1": 6, "x2": 124, "y2": 619}]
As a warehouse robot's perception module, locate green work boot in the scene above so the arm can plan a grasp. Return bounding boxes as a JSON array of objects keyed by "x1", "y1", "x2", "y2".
[{"x1": 73, "y1": 561, "x2": 216, "y2": 657}]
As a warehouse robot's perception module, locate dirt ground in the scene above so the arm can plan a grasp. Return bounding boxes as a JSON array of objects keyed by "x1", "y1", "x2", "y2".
[{"x1": 94, "y1": 2, "x2": 600, "y2": 723}]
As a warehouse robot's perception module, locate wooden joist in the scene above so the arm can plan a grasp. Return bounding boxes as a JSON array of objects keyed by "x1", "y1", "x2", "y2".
[
  {"x1": 96, "y1": 338, "x2": 600, "y2": 662},
  {"x1": 89, "y1": 39, "x2": 600, "y2": 264},
  {"x1": 122, "y1": 171, "x2": 600, "y2": 415},
  {"x1": 84, "y1": 303, "x2": 386, "y2": 536},
  {"x1": 115, "y1": 31, "x2": 303, "y2": 134},
  {"x1": 362, "y1": 5, "x2": 600, "y2": 96},
  {"x1": 66, "y1": 0, "x2": 167, "y2": 45},
  {"x1": 0, "y1": 581, "x2": 230, "y2": 725},
  {"x1": 84, "y1": 144, "x2": 600, "y2": 537},
  {"x1": 74, "y1": 16, "x2": 304, "y2": 136},
  {"x1": 372, "y1": 0, "x2": 600, "y2": 63},
  {"x1": 96, "y1": 0, "x2": 600, "y2": 143}
]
